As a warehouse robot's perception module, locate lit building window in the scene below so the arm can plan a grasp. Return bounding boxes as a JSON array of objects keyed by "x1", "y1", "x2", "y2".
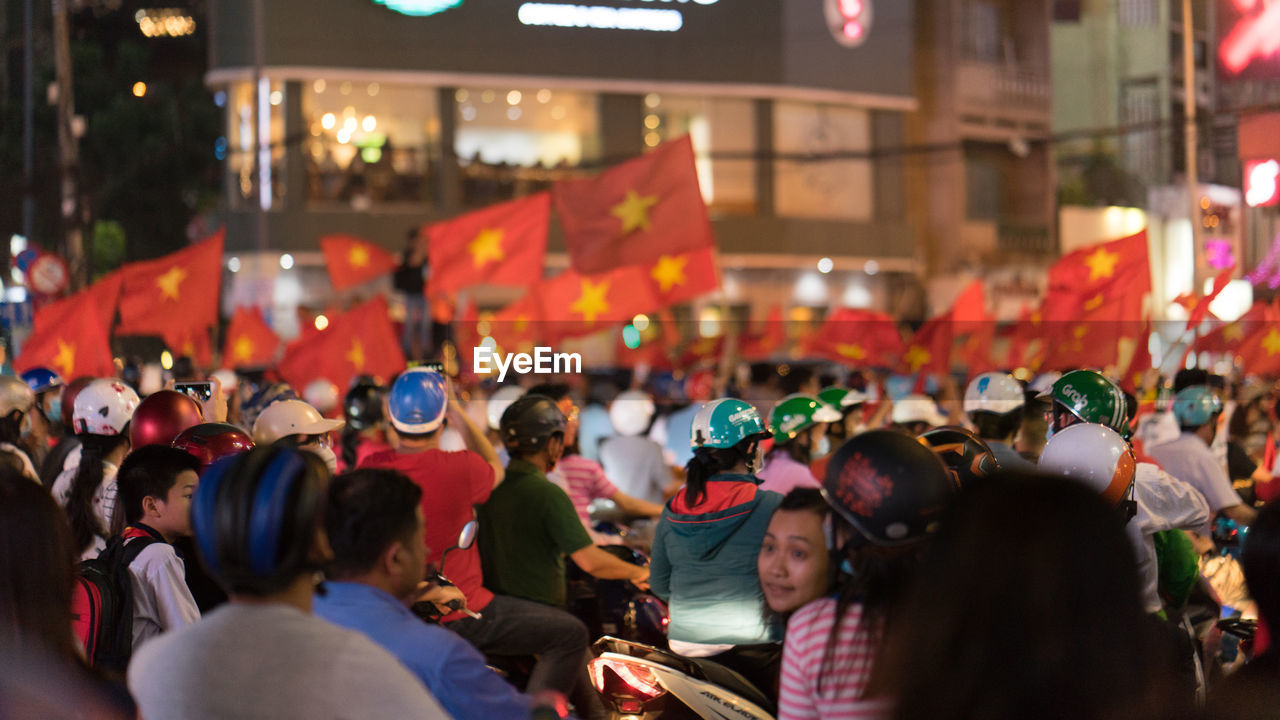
[
  {"x1": 224, "y1": 81, "x2": 286, "y2": 208},
  {"x1": 640, "y1": 95, "x2": 757, "y2": 214}
]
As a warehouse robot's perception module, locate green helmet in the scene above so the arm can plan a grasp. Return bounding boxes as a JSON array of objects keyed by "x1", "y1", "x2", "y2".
[
  {"x1": 818, "y1": 386, "x2": 868, "y2": 410},
  {"x1": 769, "y1": 394, "x2": 843, "y2": 444},
  {"x1": 1040, "y1": 369, "x2": 1126, "y2": 431},
  {"x1": 691, "y1": 398, "x2": 769, "y2": 449}
]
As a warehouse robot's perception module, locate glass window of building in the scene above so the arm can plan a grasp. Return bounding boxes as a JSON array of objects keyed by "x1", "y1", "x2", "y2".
[
  {"x1": 454, "y1": 87, "x2": 599, "y2": 206},
  {"x1": 303, "y1": 80, "x2": 440, "y2": 207},
  {"x1": 225, "y1": 80, "x2": 285, "y2": 208},
  {"x1": 641, "y1": 94, "x2": 757, "y2": 214},
  {"x1": 773, "y1": 101, "x2": 872, "y2": 222}
]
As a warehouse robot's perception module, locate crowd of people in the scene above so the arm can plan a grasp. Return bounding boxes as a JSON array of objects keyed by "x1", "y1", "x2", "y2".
[{"x1": 2, "y1": 352, "x2": 1279, "y2": 720}]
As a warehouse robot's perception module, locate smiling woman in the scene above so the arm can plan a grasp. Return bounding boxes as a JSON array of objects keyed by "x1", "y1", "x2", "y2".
[{"x1": 758, "y1": 488, "x2": 834, "y2": 619}]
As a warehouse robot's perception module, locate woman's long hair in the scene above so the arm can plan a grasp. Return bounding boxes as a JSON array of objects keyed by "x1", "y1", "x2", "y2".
[
  {"x1": 65, "y1": 433, "x2": 129, "y2": 555},
  {"x1": 0, "y1": 467, "x2": 80, "y2": 663},
  {"x1": 339, "y1": 425, "x2": 361, "y2": 470},
  {"x1": 683, "y1": 438, "x2": 757, "y2": 507}
]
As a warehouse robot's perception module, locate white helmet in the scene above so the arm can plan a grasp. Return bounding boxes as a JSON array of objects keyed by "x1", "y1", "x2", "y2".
[
  {"x1": 211, "y1": 368, "x2": 238, "y2": 397},
  {"x1": 892, "y1": 394, "x2": 947, "y2": 427},
  {"x1": 252, "y1": 399, "x2": 344, "y2": 445},
  {"x1": 610, "y1": 390, "x2": 656, "y2": 437},
  {"x1": 0, "y1": 376, "x2": 35, "y2": 417},
  {"x1": 487, "y1": 385, "x2": 526, "y2": 431},
  {"x1": 73, "y1": 379, "x2": 141, "y2": 436},
  {"x1": 1029, "y1": 371, "x2": 1062, "y2": 395},
  {"x1": 303, "y1": 378, "x2": 341, "y2": 414},
  {"x1": 1037, "y1": 423, "x2": 1136, "y2": 508},
  {"x1": 964, "y1": 372, "x2": 1025, "y2": 415}
]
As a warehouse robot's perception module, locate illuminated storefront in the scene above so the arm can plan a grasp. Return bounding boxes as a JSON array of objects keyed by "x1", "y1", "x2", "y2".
[{"x1": 207, "y1": 0, "x2": 919, "y2": 330}]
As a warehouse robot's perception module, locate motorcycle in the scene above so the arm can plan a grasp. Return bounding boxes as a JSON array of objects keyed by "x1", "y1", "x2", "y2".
[
  {"x1": 569, "y1": 539, "x2": 669, "y2": 649},
  {"x1": 589, "y1": 636, "x2": 775, "y2": 720}
]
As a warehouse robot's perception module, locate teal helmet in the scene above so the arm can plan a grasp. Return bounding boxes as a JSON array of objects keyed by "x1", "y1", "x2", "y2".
[
  {"x1": 691, "y1": 398, "x2": 769, "y2": 449},
  {"x1": 1172, "y1": 385, "x2": 1222, "y2": 428},
  {"x1": 769, "y1": 394, "x2": 843, "y2": 444}
]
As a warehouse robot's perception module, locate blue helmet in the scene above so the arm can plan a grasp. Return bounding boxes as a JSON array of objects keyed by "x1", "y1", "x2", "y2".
[
  {"x1": 388, "y1": 367, "x2": 447, "y2": 434},
  {"x1": 1172, "y1": 385, "x2": 1222, "y2": 428},
  {"x1": 21, "y1": 367, "x2": 63, "y2": 395}
]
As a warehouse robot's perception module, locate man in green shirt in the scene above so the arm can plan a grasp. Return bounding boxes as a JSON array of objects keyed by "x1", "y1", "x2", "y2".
[{"x1": 479, "y1": 395, "x2": 649, "y2": 608}]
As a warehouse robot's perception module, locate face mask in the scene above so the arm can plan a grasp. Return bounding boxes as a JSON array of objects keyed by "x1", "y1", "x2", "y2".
[
  {"x1": 1044, "y1": 425, "x2": 1055, "y2": 441},
  {"x1": 813, "y1": 435, "x2": 831, "y2": 460},
  {"x1": 309, "y1": 445, "x2": 338, "y2": 474},
  {"x1": 46, "y1": 402, "x2": 61, "y2": 425}
]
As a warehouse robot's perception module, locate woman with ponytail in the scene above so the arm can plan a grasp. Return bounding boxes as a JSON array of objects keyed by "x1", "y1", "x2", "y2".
[
  {"x1": 49, "y1": 380, "x2": 140, "y2": 559},
  {"x1": 649, "y1": 398, "x2": 783, "y2": 700}
]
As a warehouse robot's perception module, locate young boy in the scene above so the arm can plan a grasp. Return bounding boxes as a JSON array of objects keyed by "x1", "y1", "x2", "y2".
[{"x1": 114, "y1": 445, "x2": 202, "y2": 650}]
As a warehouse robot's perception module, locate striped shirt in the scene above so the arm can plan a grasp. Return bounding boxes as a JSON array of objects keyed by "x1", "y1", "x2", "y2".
[
  {"x1": 550, "y1": 455, "x2": 619, "y2": 534},
  {"x1": 779, "y1": 597, "x2": 892, "y2": 720}
]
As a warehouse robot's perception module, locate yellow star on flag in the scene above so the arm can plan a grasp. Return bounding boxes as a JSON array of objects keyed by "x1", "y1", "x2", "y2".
[
  {"x1": 650, "y1": 254, "x2": 688, "y2": 293},
  {"x1": 231, "y1": 335, "x2": 255, "y2": 363},
  {"x1": 905, "y1": 345, "x2": 932, "y2": 372},
  {"x1": 837, "y1": 344, "x2": 866, "y2": 361},
  {"x1": 182, "y1": 340, "x2": 196, "y2": 356},
  {"x1": 611, "y1": 190, "x2": 659, "y2": 234},
  {"x1": 1224, "y1": 322, "x2": 1245, "y2": 343},
  {"x1": 1074, "y1": 324, "x2": 1089, "y2": 340},
  {"x1": 514, "y1": 314, "x2": 529, "y2": 334},
  {"x1": 346, "y1": 338, "x2": 366, "y2": 370},
  {"x1": 349, "y1": 245, "x2": 370, "y2": 268},
  {"x1": 52, "y1": 339, "x2": 75, "y2": 378},
  {"x1": 156, "y1": 265, "x2": 187, "y2": 301},
  {"x1": 1083, "y1": 293, "x2": 1105, "y2": 312},
  {"x1": 570, "y1": 279, "x2": 611, "y2": 324},
  {"x1": 1263, "y1": 329, "x2": 1280, "y2": 356},
  {"x1": 468, "y1": 228, "x2": 505, "y2": 269},
  {"x1": 1084, "y1": 246, "x2": 1120, "y2": 281}
]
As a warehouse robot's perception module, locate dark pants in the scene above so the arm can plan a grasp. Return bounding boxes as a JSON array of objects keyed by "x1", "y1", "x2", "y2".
[{"x1": 447, "y1": 594, "x2": 605, "y2": 718}]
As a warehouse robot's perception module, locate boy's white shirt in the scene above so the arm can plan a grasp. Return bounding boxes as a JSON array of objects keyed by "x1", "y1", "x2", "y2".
[{"x1": 128, "y1": 540, "x2": 201, "y2": 650}]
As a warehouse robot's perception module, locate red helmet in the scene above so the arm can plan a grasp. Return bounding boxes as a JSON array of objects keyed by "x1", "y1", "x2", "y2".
[
  {"x1": 61, "y1": 377, "x2": 94, "y2": 433},
  {"x1": 172, "y1": 422, "x2": 255, "y2": 469},
  {"x1": 131, "y1": 390, "x2": 204, "y2": 448}
]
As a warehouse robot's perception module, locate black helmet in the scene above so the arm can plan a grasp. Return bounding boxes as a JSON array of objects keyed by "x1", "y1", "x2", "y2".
[
  {"x1": 190, "y1": 446, "x2": 330, "y2": 596},
  {"x1": 822, "y1": 430, "x2": 956, "y2": 547},
  {"x1": 918, "y1": 426, "x2": 1001, "y2": 489},
  {"x1": 500, "y1": 395, "x2": 567, "y2": 454},
  {"x1": 344, "y1": 382, "x2": 385, "y2": 431}
]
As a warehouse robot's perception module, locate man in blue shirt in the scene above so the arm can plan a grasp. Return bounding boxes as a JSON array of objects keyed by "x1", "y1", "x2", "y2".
[{"x1": 315, "y1": 468, "x2": 535, "y2": 720}]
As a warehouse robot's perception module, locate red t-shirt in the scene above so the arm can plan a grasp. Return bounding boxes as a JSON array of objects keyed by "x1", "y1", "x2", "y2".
[{"x1": 360, "y1": 448, "x2": 496, "y2": 618}]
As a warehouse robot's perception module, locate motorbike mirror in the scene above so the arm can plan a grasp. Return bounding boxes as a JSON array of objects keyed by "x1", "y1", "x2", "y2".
[{"x1": 456, "y1": 520, "x2": 478, "y2": 551}]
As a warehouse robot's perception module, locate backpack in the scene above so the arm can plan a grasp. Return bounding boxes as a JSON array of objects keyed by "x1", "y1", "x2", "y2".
[{"x1": 72, "y1": 533, "x2": 158, "y2": 674}]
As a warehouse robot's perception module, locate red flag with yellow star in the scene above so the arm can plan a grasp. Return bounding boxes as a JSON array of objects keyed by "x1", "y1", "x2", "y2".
[
  {"x1": 221, "y1": 306, "x2": 280, "y2": 368},
  {"x1": 741, "y1": 305, "x2": 786, "y2": 361},
  {"x1": 278, "y1": 296, "x2": 405, "y2": 390},
  {"x1": 1172, "y1": 266, "x2": 1235, "y2": 331},
  {"x1": 1237, "y1": 320, "x2": 1280, "y2": 375},
  {"x1": 1047, "y1": 230, "x2": 1150, "y2": 298},
  {"x1": 554, "y1": 135, "x2": 714, "y2": 275},
  {"x1": 164, "y1": 328, "x2": 213, "y2": 367},
  {"x1": 320, "y1": 235, "x2": 399, "y2": 291},
  {"x1": 902, "y1": 313, "x2": 952, "y2": 382},
  {"x1": 117, "y1": 229, "x2": 224, "y2": 337},
  {"x1": 426, "y1": 193, "x2": 550, "y2": 295},
  {"x1": 803, "y1": 308, "x2": 905, "y2": 367},
  {"x1": 532, "y1": 266, "x2": 661, "y2": 341},
  {"x1": 15, "y1": 289, "x2": 115, "y2": 380},
  {"x1": 643, "y1": 247, "x2": 719, "y2": 307},
  {"x1": 1197, "y1": 301, "x2": 1275, "y2": 354}
]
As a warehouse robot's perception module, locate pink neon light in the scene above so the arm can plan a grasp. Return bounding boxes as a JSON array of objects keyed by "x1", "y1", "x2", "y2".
[
  {"x1": 1220, "y1": 0, "x2": 1280, "y2": 74},
  {"x1": 840, "y1": 0, "x2": 863, "y2": 17},
  {"x1": 843, "y1": 21, "x2": 864, "y2": 39}
]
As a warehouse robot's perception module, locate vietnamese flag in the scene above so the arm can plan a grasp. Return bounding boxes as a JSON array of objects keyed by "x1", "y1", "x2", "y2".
[
  {"x1": 532, "y1": 266, "x2": 662, "y2": 341},
  {"x1": 554, "y1": 136, "x2": 714, "y2": 275},
  {"x1": 321, "y1": 235, "x2": 399, "y2": 291},
  {"x1": 643, "y1": 247, "x2": 719, "y2": 307},
  {"x1": 804, "y1": 308, "x2": 905, "y2": 367},
  {"x1": 16, "y1": 290, "x2": 115, "y2": 379},
  {"x1": 1237, "y1": 322, "x2": 1280, "y2": 376},
  {"x1": 677, "y1": 336, "x2": 726, "y2": 369},
  {"x1": 1173, "y1": 266, "x2": 1235, "y2": 331},
  {"x1": 278, "y1": 297, "x2": 405, "y2": 390},
  {"x1": 1197, "y1": 301, "x2": 1276, "y2": 354},
  {"x1": 427, "y1": 193, "x2": 550, "y2": 294},
  {"x1": 1046, "y1": 230, "x2": 1151, "y2": 300},
  {"x1": 489, "y1": 292, "x2": 543, "y2": 356},
  {"x1": 903, "y1": 313, "x2": 953, "y2": 379},
  {"x1": 222, "y1": 306, "x2": 280, "y2": 368},
  {"x1": 117, "y1": 229, "x2": 224, "y2": 337},
  {"x1": 741, "y1": 305, "x2": 786, "y2": 361},
  {"x1": 165, "y1": 327, "x2": 213, "y2": 367}
]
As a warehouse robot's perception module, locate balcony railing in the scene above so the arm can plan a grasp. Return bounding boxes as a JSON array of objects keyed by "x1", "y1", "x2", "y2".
[{"x1": 956, "y1": 61, "x2": 1051, "y2": 116}]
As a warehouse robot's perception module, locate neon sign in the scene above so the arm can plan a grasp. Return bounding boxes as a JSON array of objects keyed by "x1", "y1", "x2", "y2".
[
  {"x1": 517, "y1": 0, "x2": 719, "y2": 33},
  {"x1": 1246, "y1": 159, "x2": 1280, "y2": 207},
  {"x1": 1219, "y1": 0, "x2": 1280, "y2": 75},
  {"x1": 373, "y1": 0, "x2": 462, "y2": 17}
]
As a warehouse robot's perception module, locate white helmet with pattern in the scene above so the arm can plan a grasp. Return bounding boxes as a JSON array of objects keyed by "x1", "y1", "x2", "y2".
[
  {"x1": 73, "y1": 379, "x2": 141, "y2": 436},
  {"x1": 963, "y1": 372, "x2": 1025, "y2": 415}
]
